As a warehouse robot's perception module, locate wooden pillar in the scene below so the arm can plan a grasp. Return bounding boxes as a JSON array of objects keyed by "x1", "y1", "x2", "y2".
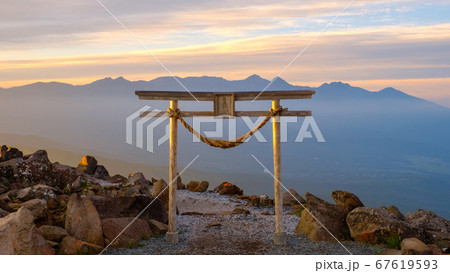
[
  {"x1": 166, "y1": 100, "x2": 179, "y2": 243},
  {"x1": 272, "y1": 99, "x2": 286, "y2": 245}
]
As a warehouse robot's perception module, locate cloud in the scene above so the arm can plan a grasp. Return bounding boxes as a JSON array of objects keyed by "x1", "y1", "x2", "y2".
[{"x1": 1, "y1": 23, "x2": 449, "y2": 85}]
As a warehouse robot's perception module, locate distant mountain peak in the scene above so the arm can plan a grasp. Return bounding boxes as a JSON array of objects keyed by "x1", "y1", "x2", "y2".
[
  {"x1": 245, "y1": 74, "x2": 263, "y2": 80},
  {"x1": 320, "y1": 81, "x2": 351, "y2": 88}
]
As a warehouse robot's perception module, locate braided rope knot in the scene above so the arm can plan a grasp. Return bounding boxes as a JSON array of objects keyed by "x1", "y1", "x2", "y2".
[
  {"x1": 269, "y1": 106, "x2": 283, "y2": 116},
  {"x1": 167, "y1": 107, "x2": 181, "y2": 119}
]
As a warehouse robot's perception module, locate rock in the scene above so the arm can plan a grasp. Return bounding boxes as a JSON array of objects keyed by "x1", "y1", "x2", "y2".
[
  {"x1": 16, "y1": 184, "x2": 58, "y2": 202},
  {"x1": 0, "y1": 198, "x2": 13, "y2": 213},
  {"x1": 259, "y1": 194, "x2": 273, "y2": 206},
  {"x1": 38, "y1": 225, "x2": 68, "y2": 242},
  {"x1": 101, "y1": 218, "x2": 152, "y2": 248},
  {"x1": 214, "y1": 182, "x2": 243, "y2": 195},
  {"x1": 0, "y1": 145, "x2": 23, "y2": 163},
  {"x1": 20, "y1": 199, "x2": 48, "y2": 221},
  {"x1": 52, "y1": 163, "x2": 81, "y2": 190},
  {"x1": 295, "y1": 200, "x2": 350, "y2": 242},
  {"x1": 230, "y1": 208, "x2": 250, "y2": 216},
  {"x1": 388, "y1": 205, "x2": 406, "y2": 221},
  {"x1": 208, "y1": 222, "x2": 221, "y2": 228},
  {"x1": 427, "y1": 244, "x2": 443, "y2": 255},
  {"x1": 331, "y1": 190, "x2": 364, "y2": 211},
  {"x1": 261, "y1": 211, "x2": 274, "y2": 215},
  {"x1": 111, "y1": 174, "x2": 127, "y2": 184},
  {"x1": 405, "y1": 209, "x2": 450, "y2": 248},
  {"x1": 187, "y1": 181, "x2": 209, "y2": 192},
  {"x1": 152, "y1": 179, "x2": 169, "y2": 209},
  {"x1": 89, "y1": 195, "x2": 168, "y2": 224},
  {"x1": 17, "y1": 150, "x2": 55, "y2": 188},
  {"x1": 65, "y1": 194, "x2": 104, "y2": 247},
  {"x1": 125, "y1": 172, "x2": 147, "y2": 187},
  {"x1": 76, "y1": 156, "x2": 98, "y2": 175},
  {"x1": 58, "y1": 236, "x2": 103, "y2": 255},
  {"x1": 304, "y1": 192, "x2": 327, "y2": 206},
  {"x1": 93, "y1": 165, "x2": 109, "y2": 179},
  {"x1": 346, "y1": 207, "x2": 418, "y2": 247},
  {"x1": 35, "y1": 230, "x2": 55, "y2": 255},
  {"x1": 247, "y1": 195, "x2": 260, "y2": 206},
  {"x1": 401, "y1": 238, "x2": 432, "y2": 255},
  {"x1": 283, "y1": 189, "x2": 306, "y2": 206},
  {"x1": 176, "y1": 173, "x2": 185, "y2": 190},
  {"x1": 0, "y1": 208, "x2": 50, "y2": 254},
  {"x1": 147, "y1": 219, "x2": 168, "y2": 236}
]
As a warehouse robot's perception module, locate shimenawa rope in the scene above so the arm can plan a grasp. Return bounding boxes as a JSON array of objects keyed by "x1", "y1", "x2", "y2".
[{"x1": 167, "y1": 107, "x2": 282, "y2": 149}]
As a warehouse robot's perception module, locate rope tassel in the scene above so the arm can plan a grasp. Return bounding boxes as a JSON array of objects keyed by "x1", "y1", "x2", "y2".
[{"x1": 167, "y1": 107, "x2": 282, "y2": 149}]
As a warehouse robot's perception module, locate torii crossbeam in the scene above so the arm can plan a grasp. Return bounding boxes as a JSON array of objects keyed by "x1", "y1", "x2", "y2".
[{"x1": 135, "y1": 90, "x2": 315, "y2": 245}]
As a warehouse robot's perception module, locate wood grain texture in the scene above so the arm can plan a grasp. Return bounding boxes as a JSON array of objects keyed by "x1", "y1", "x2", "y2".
[
  {"x1": 168, "y1": 100, "x2": 178, "y2": 234},
  {"x1": 272, "y1": 99, "x2": 283, "y2": 234},
  {"x1": 136, "y1": 90, "x2": 315, "y2": 101},
  {"x1": 140, "y1": 110, "x2": 311, "y2": 118}
]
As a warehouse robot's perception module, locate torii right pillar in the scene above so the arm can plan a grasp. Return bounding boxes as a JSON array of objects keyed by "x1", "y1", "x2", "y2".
[{"x1": 272, "y1": 99, "x2": 286, "y2": 245}]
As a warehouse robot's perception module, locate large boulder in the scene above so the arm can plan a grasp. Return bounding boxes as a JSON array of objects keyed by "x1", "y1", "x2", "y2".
[
  {"x1": 214, "y1": 182, "x2": 243, "y2": 195},
  {"x1": 17, "y1": 150, "x2": 55, "y2": 187},
  {"x1": 401, "y1": 238, "x2": 432, "y2": 255},
  {"x1": 0, "y1": 145, "x2": 23, "y2": 163},
  {"x1": 101, "y1": 218, "x2": 152, "y2": 248},
  {"x1": 283, "y1": 189, "x2": 306, "y2": 206},
  {"x1": 187, "y1": 181, "x2": 209, "y2": 193},
  {"x1": 52, "y1": 163, "x2": 81, "y2": 189},
  {"x1": 295, "y1": 194, "x2": 350, "y2": 242},
  {"x1": 346, "y1": 207, "x2": 418, "y2": 247},
  {"x1": 331, "y1": 190, "x2": 364, "y2": 211},
  {"x1": 89, "y1": 195, "x2": 168, "y2": 224},
  {"x1": 405, "y1": 209, "x2": 450, "y2": 249},
  {"x1": 76, "y1": 156, "x2": 98, "y2": 175},
  {"x1": 58, "y1": 236, "x2": 103, "y2": 255},
  {"x1": 65, "y1": 194, "x2": 104, "y2": 247},
  {"x1": 0, "y1": 208, "x2": 52, "y2": 254},
  {"x1": 38, "y1": 225, "x2": 68, "y2": 242},
  {"x1": 1, "y1": 150, "x2": 55, "y2": 192},
  {"x1": 93, "y1": 165, "x2": 109, "y2": 179}
]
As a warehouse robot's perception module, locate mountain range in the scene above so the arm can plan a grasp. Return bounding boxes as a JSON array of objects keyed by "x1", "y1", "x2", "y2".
[{"x1": 0, "y1": 75, "x2": 449, "y2": 217}]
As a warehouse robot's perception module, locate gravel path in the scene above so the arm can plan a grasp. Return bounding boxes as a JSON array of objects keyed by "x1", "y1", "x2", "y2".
[{"x1": 106, "y1": 190, "x2": 383, "y2": 255}]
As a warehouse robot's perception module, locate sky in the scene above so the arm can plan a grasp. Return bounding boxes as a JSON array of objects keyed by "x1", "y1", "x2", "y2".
[{"x1": 1, "y1": 0, "x2": 450, "y2": 106}]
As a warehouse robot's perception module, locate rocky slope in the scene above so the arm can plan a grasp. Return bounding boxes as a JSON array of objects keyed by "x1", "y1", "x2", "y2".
[{"x1": 0, "y1": 145, "x2": 448, "y2": 255}]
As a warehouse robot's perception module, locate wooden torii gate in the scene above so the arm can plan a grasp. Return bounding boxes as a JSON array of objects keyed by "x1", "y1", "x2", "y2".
[{"x1": 135, "y1": 90, "x2": 315, "y2": 244}]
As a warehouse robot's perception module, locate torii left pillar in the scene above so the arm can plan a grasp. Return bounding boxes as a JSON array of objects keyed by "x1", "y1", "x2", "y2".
[{"x1": 166, "y1": 100, "x2": 179, "y2": 243}]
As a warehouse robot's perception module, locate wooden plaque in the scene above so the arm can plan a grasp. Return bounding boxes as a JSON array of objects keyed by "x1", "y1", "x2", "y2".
[{"x1": 213, "y1": 93, "x2": 235, "y2": 116}]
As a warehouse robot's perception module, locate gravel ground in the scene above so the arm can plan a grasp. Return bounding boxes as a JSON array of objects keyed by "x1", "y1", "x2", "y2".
[{"x1": 105, "y1": 190, "x2": 383, "y2": 255}]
